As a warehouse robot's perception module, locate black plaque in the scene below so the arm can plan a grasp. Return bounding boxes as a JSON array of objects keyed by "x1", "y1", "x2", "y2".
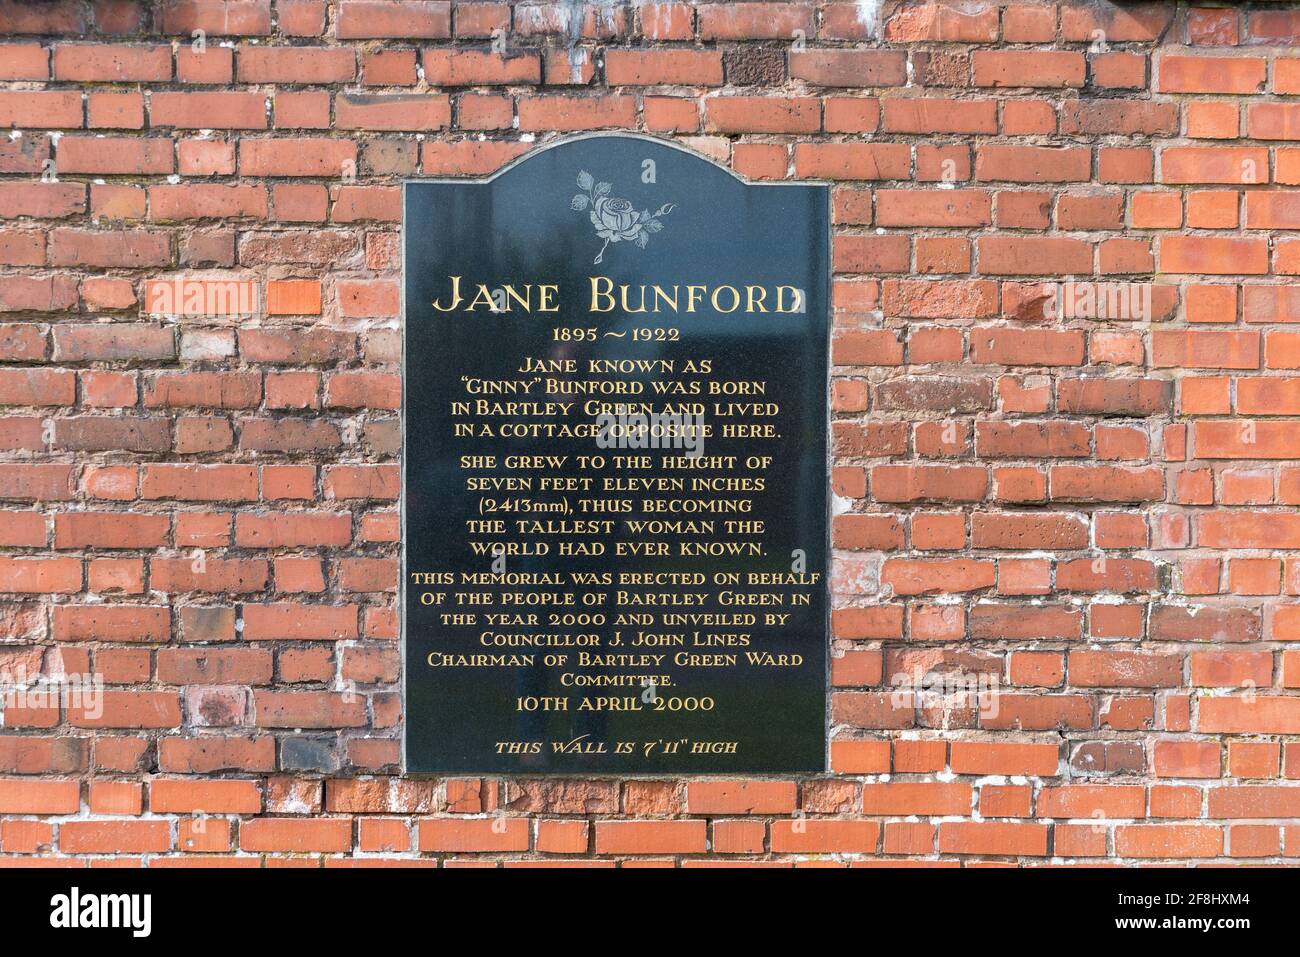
[{"x1": 403, "y1": 135, "x2": 828, "y2": 774}]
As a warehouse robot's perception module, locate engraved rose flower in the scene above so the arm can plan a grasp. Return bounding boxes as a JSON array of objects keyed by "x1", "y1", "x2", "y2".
[
  {"x1": 571, "y1": 170, "x2": 675, "y2": 265},
  {"x1": 591, "y1": 196, "x2": 640, "y2": 240}
]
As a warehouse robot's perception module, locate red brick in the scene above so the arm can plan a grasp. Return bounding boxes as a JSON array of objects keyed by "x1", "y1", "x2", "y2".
[
  {"x1": 0, "y1": 779, "x2": 80, "y2": 813},
  {"x1": 973, "y1": 51, "x2": 1084, "y2": 88},
  {"x1": 517, "y1": 96, "x2": 636, "y2": 131},
  {"x1": 52, "y1": 44, "x2": 171, "y2": 81},
  {"x1": 794, "y1": 143, "x2": 910, "y2": 180},
  {"x1": 150, "y1": 91, "x2": 266, "y2": 129},
  {"x1": 1158, "y1": 56, "x2": 1265, "y2": 94},
  {"x1": 938, "y1": 822, "x2": 1048, "y2": 856},
  {"x1": 241, "y1": 818, "x2": 351, "y2": 852},
  {"x1": 237, "y1": 46, "x2": 355, "y2": 83},
  {"x1": 419, "y1": 817, "x2": 529, "y2": 852},
  {"x1": 698, "y1": 3, "x2": 812, "y2": 39},
  {"x1": 241, "y1": 138, "x2": 356, "y2": 177},
  {"x1": 885, "y1": 3, "x2": 998, "y2": 42},
  {"x1": 606, "y1": 50, "x2": 720, "y2": 86},
  {"x1": 337, "y1": 1, "x2": 450, "y2": 38},
  {"x1": 705, "y1": 97, "x2": 819, "y2": 134},
  {"x1": 790, "y1": 50, "x2": 906, "y2": 87},
  {"x1": 336, "y1": 93, "x2": 449, "y2": 131},
  {"x1": 158, "y1": 0, "x2": 273, "y2": 35}
]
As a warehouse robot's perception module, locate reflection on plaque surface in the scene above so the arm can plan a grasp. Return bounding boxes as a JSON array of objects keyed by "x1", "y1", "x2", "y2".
[{"x1": 404, "y1": 135, "x2": 829, "y2": 774}]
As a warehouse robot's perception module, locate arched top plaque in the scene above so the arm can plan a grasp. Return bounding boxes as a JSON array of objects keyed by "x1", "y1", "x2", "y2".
[{"x1": 403, "y1": 135, "x2": 829, "y2": 774}]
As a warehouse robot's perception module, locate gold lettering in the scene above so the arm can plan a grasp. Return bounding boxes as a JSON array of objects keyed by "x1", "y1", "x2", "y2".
[{"x1": 431, "y1": 274, "x2": 463, "y2": 312}]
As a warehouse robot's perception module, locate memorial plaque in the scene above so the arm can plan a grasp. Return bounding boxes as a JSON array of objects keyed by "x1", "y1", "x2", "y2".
[{"x1": 403, "y1": 135, "x2": 829, "y2": 774}]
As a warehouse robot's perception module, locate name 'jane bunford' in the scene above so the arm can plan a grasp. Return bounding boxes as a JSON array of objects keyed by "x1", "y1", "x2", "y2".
[{"x1": 430, "y1": 276, "x2": 807, "y2": 315}]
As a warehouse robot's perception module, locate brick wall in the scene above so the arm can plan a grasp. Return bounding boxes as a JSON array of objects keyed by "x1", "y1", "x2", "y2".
[{"x1": 0, "y1": 0, "x2": 1297, "y2": 866}]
